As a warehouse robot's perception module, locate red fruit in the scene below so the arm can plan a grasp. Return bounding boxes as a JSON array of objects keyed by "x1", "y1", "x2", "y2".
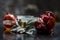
[
  {"x1": 34, "y1": 11, "x2": 56, "y2": 34},
  {"x1": 3, "y1": 13, "x2": 16, "y2": 28}
]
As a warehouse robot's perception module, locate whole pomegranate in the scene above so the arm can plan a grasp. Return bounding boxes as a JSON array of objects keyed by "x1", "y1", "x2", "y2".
[
  {"x1": 34, "y1": 11, "x2": 56, "y2": 35},
  {"x1": 3, "y1": 12, "x2": 16, "y2": 31}
]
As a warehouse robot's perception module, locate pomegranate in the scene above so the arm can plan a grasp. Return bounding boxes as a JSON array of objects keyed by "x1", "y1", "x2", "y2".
[
  {"x1": 3, "y1": 12, "x2": 16, "y2": 31},
  {"x1": 34, "y1": 11, "x2": 56, "y2": 35}
]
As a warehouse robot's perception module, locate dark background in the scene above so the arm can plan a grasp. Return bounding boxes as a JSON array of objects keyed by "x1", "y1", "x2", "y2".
[{"x1": 0, "y1": 0, "x2": 60, "y2": 40}]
